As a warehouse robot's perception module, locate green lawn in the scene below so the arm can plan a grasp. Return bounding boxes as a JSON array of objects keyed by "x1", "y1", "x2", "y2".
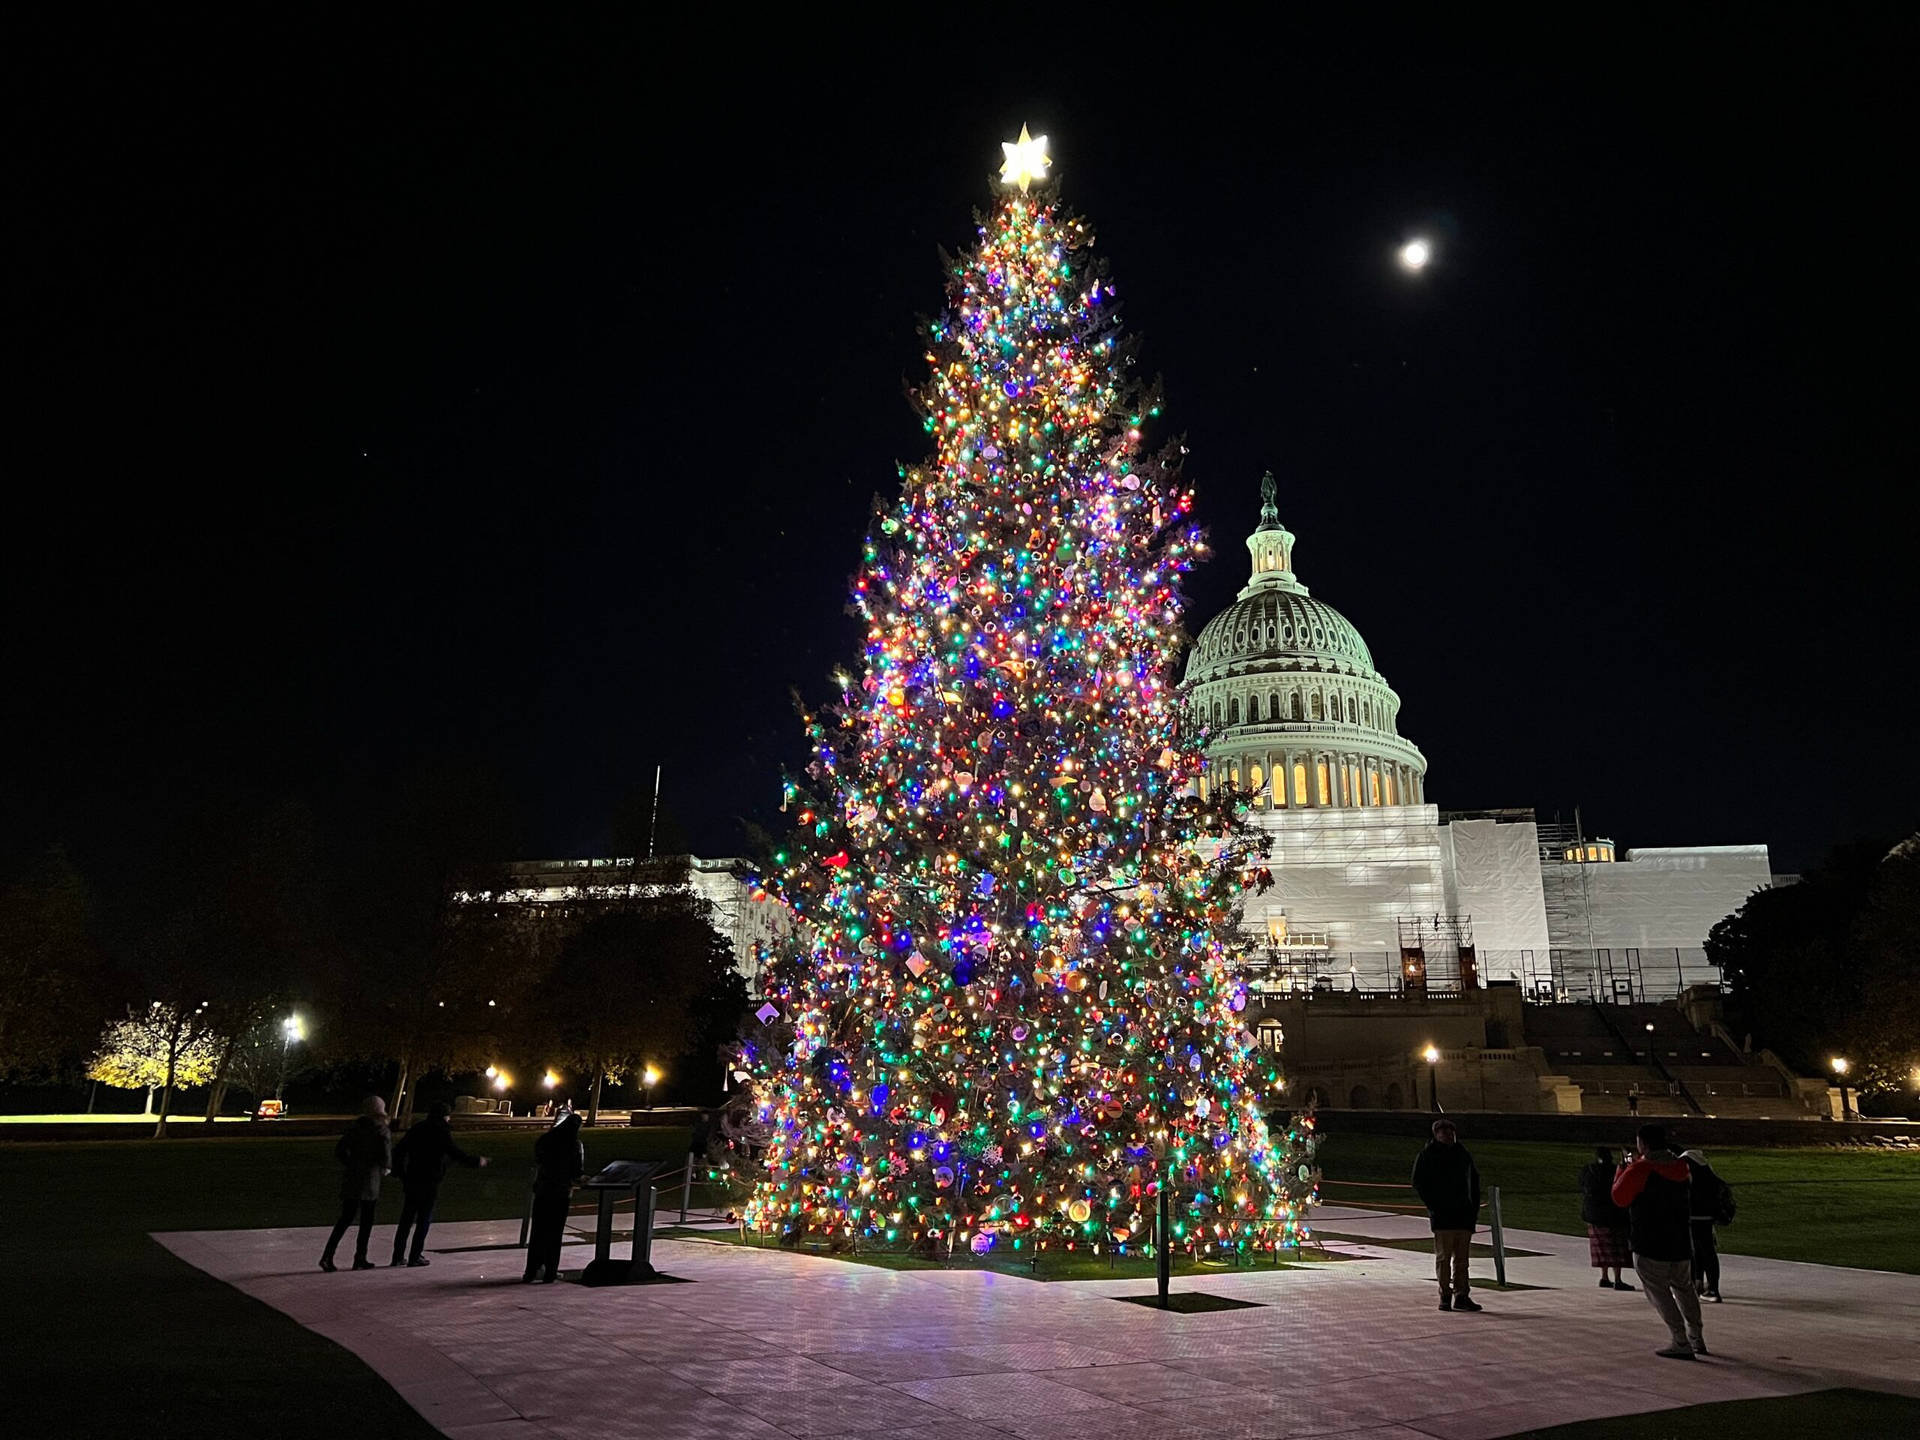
[
  {"x1": 0, "y1": 1126, "x2": 688, "y2": 1440},
  {"x1": 1315, "y1": 1133, "x2": 1920, "y2": 1273}
]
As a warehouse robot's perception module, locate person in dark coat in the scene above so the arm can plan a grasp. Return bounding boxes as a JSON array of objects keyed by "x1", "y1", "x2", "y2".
[
  {"x1": 1580, "y1": 1146, "x2": 1634, "y2": 1291},
  {"x1": 1681, "y1": 1149, "x2": 1726, "y2": 1302},
  {"x1": 1611, "y1": 1123, "x2": 1704, "y2": 1359},
  {"x1": 524, "y1": 1109, "x2": 585, "y2": 1283},
  {"x1": 390, "y1": 1102, "x2": 491, "y2": 1267},
  {"x1": 320, "y1": 1095, "x2": 392, "y2": 1272},
  {"x1": 1411, "y1": 1117, "x2": 1483, "y2": 1312}
]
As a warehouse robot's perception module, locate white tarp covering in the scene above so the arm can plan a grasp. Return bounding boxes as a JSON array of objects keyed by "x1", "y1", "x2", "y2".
[
  {"x1": 1441, "y1": 818, "x2": 1551, "y2": 954},
  {"x1": 1243, "y1": 805, "x2": 1449, "y2": 952},
  {"x1": 1546, "y1": 846, "x2": 1770, "y2": 951}
]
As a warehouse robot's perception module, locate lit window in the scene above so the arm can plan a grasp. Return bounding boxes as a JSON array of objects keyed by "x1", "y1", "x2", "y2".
[
  {"x1": 1248, "y1": 762, "x2": 1264, "y2": 795},
  {"x1": 1385, "y1": 772, "x2": 1398, "y2": 805},
  {"x1": 1587, "y1": 845, "x2": 1598, "y2": 861},
  {"x1": 1293, "y1": 761, "x2": 1309, "y2": 806},
  {"x1": 1197, "y1": 773, "x2": 1208, "y2": 801},
  {"x1": 1317, "y1": 759, "x2": 1332, "y2": 805},
  {"x1": 1369, "y1": 769, "x2": 1382, "y2": 805}
]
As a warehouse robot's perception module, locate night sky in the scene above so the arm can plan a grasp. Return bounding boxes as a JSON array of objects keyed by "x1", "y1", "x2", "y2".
[{"x1": 10, "y1": 11, "x2": 1915, "y2": 887}]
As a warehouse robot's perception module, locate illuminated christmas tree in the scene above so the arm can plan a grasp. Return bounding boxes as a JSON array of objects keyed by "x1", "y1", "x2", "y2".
[{"x1": 743, "y1": 129, "x2": 1318, "y2": 1260}]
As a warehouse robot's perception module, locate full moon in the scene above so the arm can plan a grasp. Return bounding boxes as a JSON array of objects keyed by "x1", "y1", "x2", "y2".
[{"x1": 1398, "y1": 237, "x2": 1432, "y2": 272}]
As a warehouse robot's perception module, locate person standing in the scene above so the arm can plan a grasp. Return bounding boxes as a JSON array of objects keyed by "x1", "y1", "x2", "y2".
[
  {"x1": 390, "y1": 1103, "x2": 491, "y2": 1267},
  {"x1": 1412, "y1": 1118, "x2": 1483, "y2": 1312},
  {"x1": 320, "y1": 1096, "x2": 392, "y2": 1272},
  {"x1": 1611, "y1": 1123, "x2": 1705, "y2": 1358},
  {"x1": 523, "y1": 1109, "x2": 585, "y2": 1283},
  {"x1": 1579, "y1": 1146, "x2": 1634, "y2": 1291},
  {"x1": 1626, "y1": 1087, "x2": 1640, "y2": 1118},
  {"x1": 1681, "y1": 1149, "x2": 1728, "y2": 1302}
]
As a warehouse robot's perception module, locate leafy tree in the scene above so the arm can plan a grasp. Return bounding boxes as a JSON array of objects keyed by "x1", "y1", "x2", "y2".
[
  {"x1": 1710, "y1": 833, "x2": 1920, "y2": 1104},
  {"x1": 88, "y1": 1001, "x2": 222, "y2": 1114},
  {"x1": 1848, "y1": 836, "x2": 1920, "y2": 1099},
  {"x1": 527, "y1": 889, "x2": 740, "y2": 1125},
  {"x1": 0, "y1": 848, "x2": 116, "y2": 1078}
]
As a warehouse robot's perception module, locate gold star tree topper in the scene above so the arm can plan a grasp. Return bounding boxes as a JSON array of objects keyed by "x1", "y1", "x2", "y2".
[{"x1": 999, "y1": 125, "x2": 1052, "y2": 192}]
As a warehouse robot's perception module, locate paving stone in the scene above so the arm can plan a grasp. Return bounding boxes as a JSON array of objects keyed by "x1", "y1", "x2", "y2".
[{"x1": 153, "y1": 1213, "x2": 1920, "y2": 1439}]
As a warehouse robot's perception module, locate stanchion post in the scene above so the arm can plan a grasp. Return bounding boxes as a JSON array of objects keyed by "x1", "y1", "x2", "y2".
[
  {"x1": 1489, "y1": 1185, "x2": 1507, "y2": 1288},
  {"x1": 681, "y1": 1152, "x2": 694, "y2": 1224},
  {"x1": 1155, "y1": 1186, "x2": 1171, "y2": 1310}
]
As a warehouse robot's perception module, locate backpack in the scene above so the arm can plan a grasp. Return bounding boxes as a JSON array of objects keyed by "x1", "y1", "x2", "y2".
[{"x1": 1713, "y1": 1179, "x2": 1736, "y2": 1227}]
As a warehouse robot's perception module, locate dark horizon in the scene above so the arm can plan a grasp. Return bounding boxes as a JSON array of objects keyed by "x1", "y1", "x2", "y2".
[{"x1": 9, "y1": 11, "x2": 1916, "y2": 890}]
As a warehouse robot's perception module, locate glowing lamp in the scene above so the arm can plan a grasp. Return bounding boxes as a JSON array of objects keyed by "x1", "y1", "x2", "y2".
[
  {"x1": 1422, "y1": 1045, "x2": 1440, "y2": 1064},
  {"x1": 1398, "y1": 237, "x2": 1432, "y2": 271}
]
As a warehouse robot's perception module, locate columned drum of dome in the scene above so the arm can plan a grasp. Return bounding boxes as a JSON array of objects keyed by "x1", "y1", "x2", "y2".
[{"x1": 1184, "y1": 473, "x2": 1427, "y2": 808}]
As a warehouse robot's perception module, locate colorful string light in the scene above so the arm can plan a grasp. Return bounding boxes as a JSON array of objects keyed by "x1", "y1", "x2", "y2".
[{"x1": 742, "y1": 139, "x2": 1318, "y2": 1260}]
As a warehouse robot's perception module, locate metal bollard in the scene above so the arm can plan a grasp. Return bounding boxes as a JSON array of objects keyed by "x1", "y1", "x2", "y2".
[
  {"x1": 1489, "y1": 1185, "x2": 1507, "y2": 1288},
  {"x1": 681, "y1": 1151, "x2": 694, "y2": 1224}
]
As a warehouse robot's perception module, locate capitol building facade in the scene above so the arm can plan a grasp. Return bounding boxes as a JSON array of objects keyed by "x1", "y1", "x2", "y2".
[{"x1": 1188, "y1": 477, "x2": 1774, "y2": 1006}]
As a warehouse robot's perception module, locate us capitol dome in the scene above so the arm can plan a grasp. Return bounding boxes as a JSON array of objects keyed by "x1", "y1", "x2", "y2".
[{"x1": 1184, "y1": 473, "x2": 1427, "y2": 811}]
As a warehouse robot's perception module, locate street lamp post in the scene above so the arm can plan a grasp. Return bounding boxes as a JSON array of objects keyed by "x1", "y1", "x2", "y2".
[
  {"x1": 1831, "y1": 1057, "x2": 1852, "y2": 1121},
  {"x1": 1644, "y1": 1021, "x2": 1655, "y2": 1063},
  {"x1": 642, "y1": 1064, "x2": 661, "y2": 1112},
  {"x1": 1424, "y1": 1045, "x2": 1442, "y2": 1114},
  {"x1": 276, "y1": 1014, "x2": 304, "y2": 1103}
]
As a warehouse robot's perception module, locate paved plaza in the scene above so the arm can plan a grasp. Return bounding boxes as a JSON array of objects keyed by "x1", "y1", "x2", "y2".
[{"x1": 158, "y1": 1206, "x2": 1920, "y2": 1440}]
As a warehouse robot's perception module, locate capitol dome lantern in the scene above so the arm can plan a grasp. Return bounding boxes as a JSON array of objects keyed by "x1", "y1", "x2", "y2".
[{"x1": 1184, "y1": 473, "x2": 1427, "y2": 810}]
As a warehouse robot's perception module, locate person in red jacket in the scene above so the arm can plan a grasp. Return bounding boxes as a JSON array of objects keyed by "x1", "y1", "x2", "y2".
[{"x1": 1611, "y1": 1123, "x2": 1705, "y2": 1359}]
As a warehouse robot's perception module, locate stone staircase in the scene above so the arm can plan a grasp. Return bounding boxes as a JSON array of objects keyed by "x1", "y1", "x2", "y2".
[{"x1": 1523, "y1": 1000, "x2": 1813, "y2": 1119}]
